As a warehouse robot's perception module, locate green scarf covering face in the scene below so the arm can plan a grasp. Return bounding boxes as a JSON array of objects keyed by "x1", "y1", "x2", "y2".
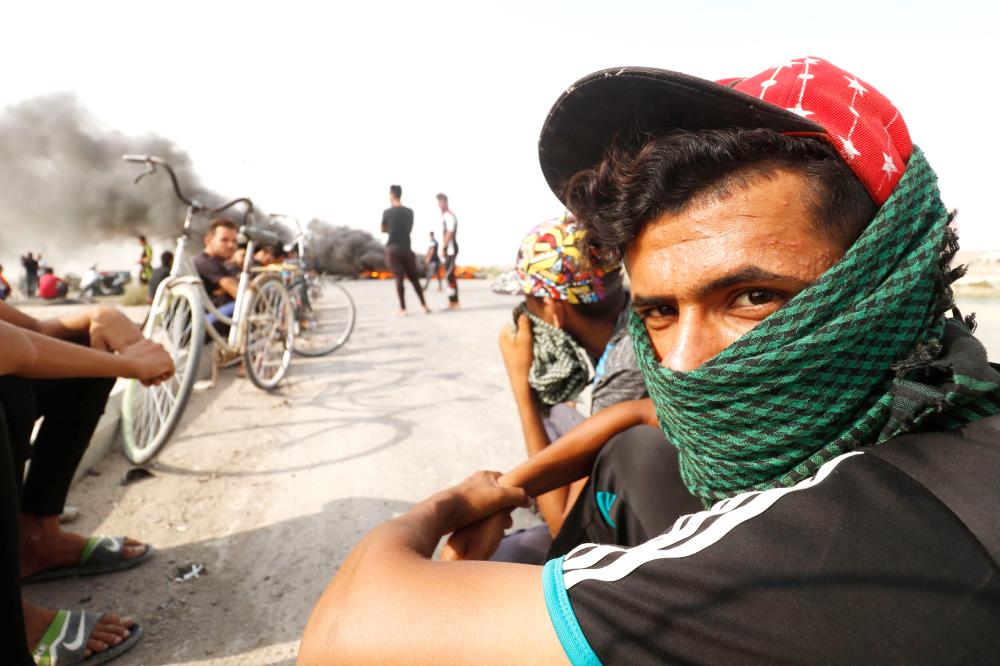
[{"x1": 631, "y1": 147, "x2": 1000, "y2": 502}]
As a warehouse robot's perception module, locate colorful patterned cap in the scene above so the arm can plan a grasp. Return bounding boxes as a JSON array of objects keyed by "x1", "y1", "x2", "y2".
[
  {"x1": 539, "y1": 57, "x2": 911, "y2": 207},
  {"x1": 515, "y1": 218, "x2": 607, "y2": 304}
]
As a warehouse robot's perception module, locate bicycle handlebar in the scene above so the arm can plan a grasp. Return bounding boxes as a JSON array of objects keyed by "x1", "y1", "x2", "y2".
[
  {"x1": 123, "y1": 154, "x2": 255, "y2": 224},
  {"x1": 122, "y1": 154, "x2": 196, "y2": 207}
]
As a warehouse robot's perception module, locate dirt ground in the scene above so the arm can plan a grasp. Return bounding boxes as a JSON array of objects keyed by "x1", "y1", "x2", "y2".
[
  {"x1": 16, "y1": 285, "x2": 1000, "y2": 665},
  {"x1": 23, "y1": 280, "x2": 535, "y2": 665}
]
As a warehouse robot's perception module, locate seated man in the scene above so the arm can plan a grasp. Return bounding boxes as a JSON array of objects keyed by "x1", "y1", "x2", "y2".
[
  {"x1": 36, "y1": 268, "x2": 68, "y2": 300},
  {"x1": 486, "y1": 218, "x2": 696, "y2": 561},
  {"x1": 299, "y1": 57, "x2": 1000, "y2": 664},
  {"x1": 0, "y1": 301, "x2": 174, "y2": 663},
  {"x1": 192, "y1": 218, "x2": 240, "y2": 320}
]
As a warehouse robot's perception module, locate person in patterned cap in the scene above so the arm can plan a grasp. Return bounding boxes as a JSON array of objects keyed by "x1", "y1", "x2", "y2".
[
  {"x1": 478, "y1": 216, "x2": 691, "y2": 563},
  {"x1": 300, "y1": 57, "x2": 1000, "y2": 664}
]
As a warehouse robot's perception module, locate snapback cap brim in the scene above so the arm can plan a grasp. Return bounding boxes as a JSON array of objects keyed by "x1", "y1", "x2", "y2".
[{"x1": 538, "y1": 67, "x2": 825, "y2": 200}]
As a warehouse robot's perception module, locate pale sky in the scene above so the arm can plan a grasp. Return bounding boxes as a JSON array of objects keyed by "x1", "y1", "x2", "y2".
[{"x1": 2, "y1": 0, "x2": 997, "y2": 269}]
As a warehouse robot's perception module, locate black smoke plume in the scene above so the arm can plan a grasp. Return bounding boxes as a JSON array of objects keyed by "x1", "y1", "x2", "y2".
[
  {"x1": 0, "y1": 93, "x2": 217, "y2": 250},
  {"x1": 0, "y1": 93, "x2": 386, "y2": 275},
  {"x1": 304, "y1": 219, "x2": 386, "y2": 274}
]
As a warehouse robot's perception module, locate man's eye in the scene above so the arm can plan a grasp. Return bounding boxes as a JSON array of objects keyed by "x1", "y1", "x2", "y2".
[
  {"x1": 734, "y1": 290, "x2": 783, "y2": 308},
  {"x1": 645, "y1": 305, "x2": 676, "y2": 318}
]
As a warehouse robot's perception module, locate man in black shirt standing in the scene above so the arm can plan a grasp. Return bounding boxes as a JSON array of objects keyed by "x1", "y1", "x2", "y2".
[{"x1": 381, "y1": 184, "x2": 429, "y2": 316}]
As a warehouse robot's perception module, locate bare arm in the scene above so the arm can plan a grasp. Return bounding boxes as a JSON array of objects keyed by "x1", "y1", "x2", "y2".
[
  {"x1": 298, "y1": 473, "x2": 568, "y2": 666},
  {"x1": 0, "y1": 320, "x2": 38, "y2": 375},
  {"x1": 0, "y1": 300, "x2": 144, "y2": 353},
  {"x1": 443, "y1": 397, "x2": 657, "y2": 560},
  {"x1": 11, "y1": 326, "x2": 172, "y2": 382},
  {"x1": 501, "y1": 398, "x2": 657, "y2": 496},
  {"x1": 497, "y1": 314, "x2": 569, "y2": 528},
  {"x1": 218, "y1": 276, "x2": 239, "y2": 300}
]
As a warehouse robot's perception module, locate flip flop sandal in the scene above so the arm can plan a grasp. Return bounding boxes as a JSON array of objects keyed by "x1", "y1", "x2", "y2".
[
  {"x1": 22, "y1": 536, "x2": 155, "y2": 585},
  {"x1": 32, "y1": 610, "x2": 143, "y2": 665}
]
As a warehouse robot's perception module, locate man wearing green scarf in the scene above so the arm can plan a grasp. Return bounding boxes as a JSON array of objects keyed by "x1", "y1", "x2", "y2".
[{"x1": 300, "y1": 58, "x2": 1000, "y2": 665}]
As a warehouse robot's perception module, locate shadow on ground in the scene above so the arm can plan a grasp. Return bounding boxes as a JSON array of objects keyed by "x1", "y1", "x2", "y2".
[{"x1": 27, "y1": 496, "x2": 413, "y2": 664}]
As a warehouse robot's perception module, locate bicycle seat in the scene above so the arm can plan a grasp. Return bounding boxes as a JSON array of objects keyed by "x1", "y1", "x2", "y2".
[{"x1": 239, "y1": 226, "x2": 280, "y2": 247}]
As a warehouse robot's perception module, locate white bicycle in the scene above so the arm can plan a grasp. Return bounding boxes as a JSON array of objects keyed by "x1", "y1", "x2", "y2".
[{"x1": 120, "y1": 155, "x2": 295, "y2": 464}]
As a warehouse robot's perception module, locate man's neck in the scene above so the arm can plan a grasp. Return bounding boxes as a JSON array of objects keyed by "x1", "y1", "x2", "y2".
[
  {"x1": 568, "y1": 310, "x2": 621, "y2": 359},
  {"x1": 391, "y1": 199, "x2": 402, "y2": 208}
]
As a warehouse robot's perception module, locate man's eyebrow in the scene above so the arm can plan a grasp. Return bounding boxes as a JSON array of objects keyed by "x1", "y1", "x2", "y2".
[
  {"x1": 698, "y1": 266, "x2": 804, "y2": 297},
  {"x1": 631, "y1": 265, "x2": 807, "y2": 308}
]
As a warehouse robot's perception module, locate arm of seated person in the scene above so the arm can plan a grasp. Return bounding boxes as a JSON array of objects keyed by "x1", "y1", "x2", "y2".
[
  {"x1": 0, "y1": 299, "x2": 142, "y2": 352},
  {"x1": 7, "y1": 322, "x2": 173, "y2": 384},
  {"x1": 0, "y1": 320, "x2": 37, "y2": 375},
  {"x1": 298, "y1": 472, "x2": 569, "y2": 666},
  {"x1": 442, "y1": 398, "x2": 657, "y2": 560},
  {"x1": 500, "y1": 313, "x2": 569, "y2": 527},
  {"x1": 218, "y1": 276, "x2": 239, "y2": 300}
]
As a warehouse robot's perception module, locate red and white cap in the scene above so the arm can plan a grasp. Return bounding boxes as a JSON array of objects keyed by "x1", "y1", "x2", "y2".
[{"x1": 538, "y1": 57, "x2": 912, "y2": 206}]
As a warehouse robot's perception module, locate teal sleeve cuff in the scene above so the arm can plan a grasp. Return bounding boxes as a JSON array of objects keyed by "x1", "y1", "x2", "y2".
[{"x1": 542, "y1": 557, "x2": 602, "y2": 666}]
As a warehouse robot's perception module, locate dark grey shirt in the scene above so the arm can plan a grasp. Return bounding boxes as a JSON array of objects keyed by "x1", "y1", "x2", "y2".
[
  {"x1": 382, "y1": 206, "x2": 414, "y2": 251},
  {"x1": 590, "y1": 304, "x2": 648, "y2": 414}
]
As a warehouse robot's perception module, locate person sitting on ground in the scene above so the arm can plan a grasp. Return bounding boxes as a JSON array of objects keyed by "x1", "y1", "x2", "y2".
[
  {"x1": 36, "y1": 267, "x2": 67, "y2": 300},
  {"x1": 193, "y1": 218, "x2": 240, "y2": 318},
  {"x1": 423, "y1": 231, "x2": 442, "y2": 292},
  {"x1": 299, "y1": 57, "x2": 1000, "y2": 664},
  {"x1": 147, "y1": 250, "x2": 174, "y2": 303},
  {"x1": 0, "y1": 301, "x2": 174, "y2": 664},
  {"x1": 484, "y1": 218, "x2": 682, "y2": 562}
]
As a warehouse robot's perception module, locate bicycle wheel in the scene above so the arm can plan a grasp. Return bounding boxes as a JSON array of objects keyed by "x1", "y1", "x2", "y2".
[
  {"x1": 243, "y1": 275, "x2": 295, "y2": 390},
  {"x1": 292, "y1": 275, "x2": 356, "y2": 357},
  {"x1": 121, "y1": 282, "x2": 204, "y2": 464}
]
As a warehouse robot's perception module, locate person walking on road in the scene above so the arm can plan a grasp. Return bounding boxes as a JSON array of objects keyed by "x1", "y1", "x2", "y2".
[
  {"x1": 381, "y1": 185, "x2": 429, "y2": 316},
  {"x1": 437, "y1": 193, "x2": 460, "y2": 309},
  {"x1": 423, "y1": 231, "x2": 443, "y2": 292}
]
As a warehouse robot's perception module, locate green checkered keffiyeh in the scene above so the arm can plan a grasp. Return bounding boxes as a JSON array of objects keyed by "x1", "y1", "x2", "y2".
[
  {"x1": 514, "y1": 302, "x2": 592, "y2": 406},
  {"x1": 631, "y1": 147, "x2": 1000, "y2": 503}
]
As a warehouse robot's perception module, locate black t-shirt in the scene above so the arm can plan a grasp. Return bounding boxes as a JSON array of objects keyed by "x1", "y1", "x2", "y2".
[
  {"x1": 544, "y1": 415, "x2": 1000, "y2": 664},
  {"x1": 382, "y1": 206, "x2": 414, "y2": 251},
  {"x1": 193, "y1": 252, "x2": 237, "y2": 306}
]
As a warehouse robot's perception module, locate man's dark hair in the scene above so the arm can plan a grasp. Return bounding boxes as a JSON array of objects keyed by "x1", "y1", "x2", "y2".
[
  {"x1": 436, "y1": 193, "x2": 448, "y2": 202},
  {"x1": 390, "y1": 184, "x2": 403, "y2": 199},
  {"x1": 566, "y1": 128, "x2": 876, "y2": 266},
  {"x1": 42, "y1": 267, "x2": 54, "y2": 275},
  {"x1": 138, "y1": 235, "x2": 147, "y2": 243},
  {"x1": 160, "y1": 251, "x2": 174, "y2": 267},
  {"x1": 206, "y1": 218, "x2": 238, "y2": 237}
]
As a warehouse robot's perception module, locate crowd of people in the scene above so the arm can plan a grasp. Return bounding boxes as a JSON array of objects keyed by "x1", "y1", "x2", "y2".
[
  {"x1": 298, "y1": 56, "x2": 1000, "y2": 663},
  {"x1": 4, "y1": 53, "x2": 999, "y2": 664}
]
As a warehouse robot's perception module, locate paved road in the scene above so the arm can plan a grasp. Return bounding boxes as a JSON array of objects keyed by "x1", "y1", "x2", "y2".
[
  {"x1": 16, "y1": 286, "x2": 1000, "y2": 664},
  {"x1": 26, "y1": 280, "x2": 534, "y2": 665}
]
